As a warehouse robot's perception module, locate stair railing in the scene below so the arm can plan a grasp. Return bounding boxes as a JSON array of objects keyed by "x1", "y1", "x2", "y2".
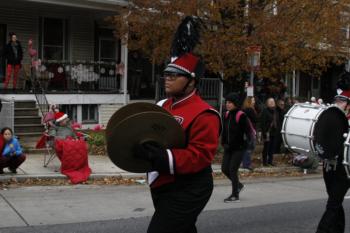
[{"x1": 31, "y1": 66, "x2": 49, "y2": 117}]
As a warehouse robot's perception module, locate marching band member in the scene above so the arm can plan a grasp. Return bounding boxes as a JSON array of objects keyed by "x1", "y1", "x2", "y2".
[
  {"x1": 316, "y1": 72, "x2": 350, "y2": 233},
  {"x1": 134, "y1": 16, "x2": 221, "y2": 233}
]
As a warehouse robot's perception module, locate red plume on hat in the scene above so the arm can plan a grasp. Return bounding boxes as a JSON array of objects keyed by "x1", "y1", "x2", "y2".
[
  {"x1": 335, "y1": 72, "x2": 350, "y2": 101},
  {"x1": 55, "y1": 112, "x2": 68, "y2": 123},
  {"x1": 164, "y1": 16, "x2": 204, "y2": 79}
]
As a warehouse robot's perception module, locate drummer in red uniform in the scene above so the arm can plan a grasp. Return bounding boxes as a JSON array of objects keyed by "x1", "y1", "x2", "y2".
[
  {"x1": 316, "y1": 72, "x2": 350, "y2": 233},
  {"x1": 134, "y1": 16, "x2": 221, "y2": 233}
]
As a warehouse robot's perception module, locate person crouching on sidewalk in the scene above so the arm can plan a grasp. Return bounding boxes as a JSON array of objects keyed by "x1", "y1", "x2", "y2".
[
  {"x1": 0, "y1": 127, "x2": 26, "y2": 174},
  {"x1": 221, "y1": 92, "x2": 255, "y2": 202}
]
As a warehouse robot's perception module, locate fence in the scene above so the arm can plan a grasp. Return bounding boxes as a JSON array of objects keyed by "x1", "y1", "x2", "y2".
[{"x1": 0, "y1": 98, "x2": 14, "y2": 133}]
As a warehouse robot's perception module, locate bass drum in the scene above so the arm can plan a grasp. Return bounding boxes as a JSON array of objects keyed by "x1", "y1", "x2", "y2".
[{"x1": 282, "y1": 103, "x2": 348, "y2": 158}]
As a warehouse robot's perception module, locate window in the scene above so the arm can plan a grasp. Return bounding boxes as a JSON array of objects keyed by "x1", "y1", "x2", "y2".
[
  {"x1": 82, "y1": 104, "x2": 98, "y2": 123},
  {"x1": 99, "y1": 38, "x2": 117, "y2": 62},
  {"x1": 40, "y1": 17, "x2": 68, "y2": 60},
  {"x1": 60, "y1": 105, "x2": 78, "y2": 123}
]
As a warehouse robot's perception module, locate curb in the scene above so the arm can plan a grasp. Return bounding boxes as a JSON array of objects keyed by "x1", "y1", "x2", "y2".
[
  {"x1": 214, "y1": 173, "x2": 323, "y2": 186},
  {"x1": 0, "y1": 173, "x2": 145, "y2": 182},
  {"x1": 0, "y1": 167, "x2": 323, "y2": 184}
]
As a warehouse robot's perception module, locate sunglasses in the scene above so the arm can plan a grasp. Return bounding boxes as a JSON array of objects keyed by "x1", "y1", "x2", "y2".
[{"x1": 163, "y1": 72, "x2": 185, "y2": 80}]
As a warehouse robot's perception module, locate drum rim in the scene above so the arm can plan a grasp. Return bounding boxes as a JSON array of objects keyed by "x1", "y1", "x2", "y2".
[{"x1": 343, "y1": 133, "x2": 350, "y2": 179}]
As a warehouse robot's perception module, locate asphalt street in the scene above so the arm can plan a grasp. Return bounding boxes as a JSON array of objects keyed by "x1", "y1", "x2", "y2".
[
  {"x1": 0, "y1": 178, "x2": 349, "y2": 233},
  {"x1": 1, "y1": 199, "x2": 349, "y2": 233}
]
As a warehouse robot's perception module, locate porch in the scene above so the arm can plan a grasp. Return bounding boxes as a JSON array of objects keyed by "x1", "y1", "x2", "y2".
[{"x1": 0, "y1": 0, "x2": 130, "y2": 95}]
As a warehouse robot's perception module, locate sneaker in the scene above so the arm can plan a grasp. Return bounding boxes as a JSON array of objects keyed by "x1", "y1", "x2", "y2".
[{"x1": 224, "y1": 196, "x2": 240, "y2": 203}]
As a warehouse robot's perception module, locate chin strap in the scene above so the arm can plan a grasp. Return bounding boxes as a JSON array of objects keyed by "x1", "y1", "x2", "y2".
[{"x1": 173, "y1": 78, "x2": 194, "y2": 99}]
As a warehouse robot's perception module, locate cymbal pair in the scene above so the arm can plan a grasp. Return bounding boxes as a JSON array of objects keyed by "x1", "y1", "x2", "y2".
[{"x1": 106, "y1": 102, "x2": 186, "y2": 173}]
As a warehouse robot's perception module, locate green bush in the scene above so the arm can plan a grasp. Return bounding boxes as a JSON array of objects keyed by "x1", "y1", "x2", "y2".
[{"x1": 87, "y1": 131, "x2": 106, "y2": 147}]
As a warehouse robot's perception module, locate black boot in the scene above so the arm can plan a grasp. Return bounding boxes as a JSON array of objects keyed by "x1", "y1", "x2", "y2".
[{"x1": 9, "y1": 168, "x2": 17, "y2": 174}]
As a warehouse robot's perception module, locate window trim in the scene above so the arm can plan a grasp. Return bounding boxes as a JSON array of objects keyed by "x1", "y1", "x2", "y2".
[{"x1": 82, "y1": 104, "x2": 99, "y2": 124}]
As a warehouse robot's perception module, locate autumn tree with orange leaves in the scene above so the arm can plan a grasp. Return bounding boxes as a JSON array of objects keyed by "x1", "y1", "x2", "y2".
[{"x1": 110, "y1": 0, "x2": 350, "y2": 81}]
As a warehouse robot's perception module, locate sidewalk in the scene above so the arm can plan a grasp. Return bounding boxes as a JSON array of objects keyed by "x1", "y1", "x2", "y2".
[{"x1": 0, "y1": 153, "x2": 321, "y2": 182}]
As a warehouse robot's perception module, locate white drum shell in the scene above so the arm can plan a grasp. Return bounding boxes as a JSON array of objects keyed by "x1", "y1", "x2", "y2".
[
  {"x1": 282, "y1": 104, "x2": 329, "y2": 157},
  {"x1": 343, "y1": 132, "x2": 350, "y2": 179}
]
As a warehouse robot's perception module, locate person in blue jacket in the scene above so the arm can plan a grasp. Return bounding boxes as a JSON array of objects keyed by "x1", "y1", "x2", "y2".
[{"x1": 0, "y1": 127, "x2": 26, "y2": 174}]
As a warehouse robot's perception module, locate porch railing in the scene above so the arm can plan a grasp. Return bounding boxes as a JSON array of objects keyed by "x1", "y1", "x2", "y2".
[
  {"x1": 0, "y1": 98, "x2": 14, "y2": 133},
  {"x1": 156, "y1": 77, "x2": 221, "y2": 109},
  {"x1": 34, "y1": 60, "x2": 119, "y2": 92}
]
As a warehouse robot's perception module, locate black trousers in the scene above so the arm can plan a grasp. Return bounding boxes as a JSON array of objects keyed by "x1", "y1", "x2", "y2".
[
  {"x1": 316, "y1": 163, "x2": 350, "y2": 233},
  {"x1": 147, "y1": 169, "x2": 213, "y2": 233},
  {"x1": 262, "y1": 136, "x2": 277, "y2": 165},
  {"x1": 221, "y1": 148, "x2": 244, "y2": 197}
]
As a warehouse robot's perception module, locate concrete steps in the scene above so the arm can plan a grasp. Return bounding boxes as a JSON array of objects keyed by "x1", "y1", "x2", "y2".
[
  {"x1": 14, "y1": 101, "x2": 44, "y2": 150},
  {"x1": 15, "y1": 116, "x2": 42, "y2": 125},
  {"x1": 15, "y1": 124, "x2": 44, "y2": 133},
  {"x1": 15, "y1": 108, "x2": 39, "y2": 116},
  {"x1": 14, "y1": 101, "x2": 36, "y2": 109}
]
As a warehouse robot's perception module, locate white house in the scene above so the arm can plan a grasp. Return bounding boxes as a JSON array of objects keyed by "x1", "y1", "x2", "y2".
[{"x1": 0, "y1": 0, "x2": 130, "y2": 129}]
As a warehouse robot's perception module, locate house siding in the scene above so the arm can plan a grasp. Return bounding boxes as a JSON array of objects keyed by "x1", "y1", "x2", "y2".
[
  {"x1": 0, "y1": 2, "x2": 116, "y2": 63},
  {"x1": 99, "y1": 104, "x2": 123, "y2": 126},
  {"x1": 0, "y1": 5, "x2": 38, "y2": 65}
]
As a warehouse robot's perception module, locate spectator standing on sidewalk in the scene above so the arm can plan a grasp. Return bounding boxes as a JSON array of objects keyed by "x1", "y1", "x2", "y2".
[
  {"x1": 261, "y1": 97, "x2": 279, "y2": 166},
  {"x1": 0, "y1": 127, "x2": 26, "y2": 174},
  {"x1": 128, "y1": 52, "x2": 142, "y2": 98},
  {"x1": 3, "y1": 32, "x2": 23, "y2": 90},
  {"x1": 242, "y1": 96, "x2": 258, "y2": 170},
  {"x1": 221, "y1": 92, "x2": 255, "y2": 202},
  {"x1": 275, "y1": 99, "x2": 286, "y2": 154}
]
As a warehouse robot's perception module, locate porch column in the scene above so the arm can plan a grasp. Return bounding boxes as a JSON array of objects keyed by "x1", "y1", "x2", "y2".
[
  {"x1": 219, "y1": 72, "x2": 224, "y2": 115},
  {"x1": 292, "y1": 70, "x2": 296, "y2": 98},
  {"x1": 120, "y1": 43, "x2": 129, "y2": 105}
]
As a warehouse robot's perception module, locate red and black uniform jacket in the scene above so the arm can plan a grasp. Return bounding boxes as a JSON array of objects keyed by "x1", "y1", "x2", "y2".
[{"x1": 148, "y1": 90, "x2": 221, "y2": 188}]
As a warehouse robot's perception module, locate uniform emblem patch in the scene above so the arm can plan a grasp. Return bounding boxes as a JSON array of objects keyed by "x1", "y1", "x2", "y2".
[{"x1": 174, "y1": 116, "x2": 184, "y2": 125}]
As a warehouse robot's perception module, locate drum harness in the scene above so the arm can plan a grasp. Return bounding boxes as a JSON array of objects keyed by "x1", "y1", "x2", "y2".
[
  {"x1": 316, "y1": 143, "x2": 339, "y2": 172},
  {"x1": 323, "y1": 158, "x2": 339, "y2": 172}
]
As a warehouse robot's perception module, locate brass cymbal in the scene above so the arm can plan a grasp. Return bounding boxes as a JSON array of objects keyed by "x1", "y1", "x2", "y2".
[
  {"x1": 107, "y1": 111, "x2": 185, "y2": 173},
  {"x1": 106, "y1": 102, "x2": 171, "y2": 138}
]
